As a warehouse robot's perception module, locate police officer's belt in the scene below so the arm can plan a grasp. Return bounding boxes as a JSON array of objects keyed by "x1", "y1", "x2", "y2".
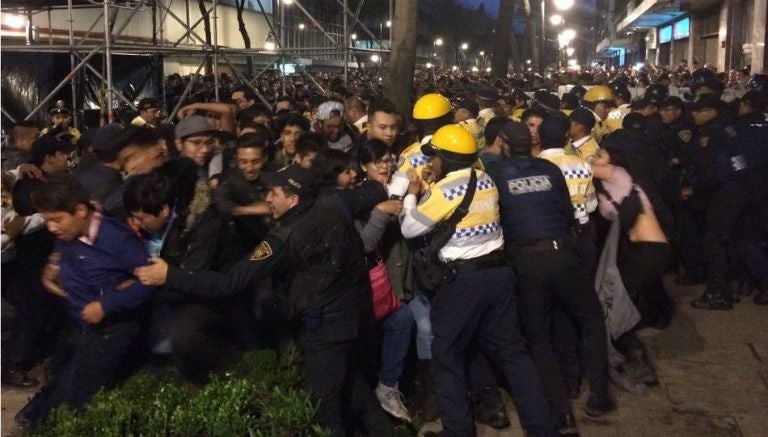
[
  {"x1": 449, "y1": 251, "x2": 508, "y2": 273},
  {"x1": 509, "y1": 235, "x2": 574, "y2": 253}
]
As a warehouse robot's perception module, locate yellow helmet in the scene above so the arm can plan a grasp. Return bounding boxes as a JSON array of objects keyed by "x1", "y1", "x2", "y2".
[
  {"x1": 413, "y1": 93, "x2": 452, "y2": 120},
  {"x1": 583, "y1": 85, "x2": 616, "y2": 103},
  {"x1": 421, "y1": 124, "x2": 477, "y2": 164}
]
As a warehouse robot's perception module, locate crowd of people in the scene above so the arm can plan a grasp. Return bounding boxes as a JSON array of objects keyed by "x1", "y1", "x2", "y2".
[{"x1": 2, "y1": 61, "x2": 767, "y2": 437}]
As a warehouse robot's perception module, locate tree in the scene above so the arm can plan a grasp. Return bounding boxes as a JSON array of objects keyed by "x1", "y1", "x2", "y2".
[
  {"x1": 236, "y1": 0, "x2": 253, "y2": 75},
  {"x1": 522, "y1": 0, "x2": 539, "y2": 71},
  {"x1": 385, "y1": 0, "x2": 419, "y2": 116},
  {"x1": 199, "y1": 0, "x2": 213, "y2": 74},
  {"x1": 492, "y1": 0, "x2": 516, "y2": 78}
]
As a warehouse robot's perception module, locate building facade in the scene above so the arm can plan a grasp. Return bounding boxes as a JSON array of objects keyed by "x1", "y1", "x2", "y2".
[{"x1": 595, "y1": 0, "x2": 767, "y2": 74}]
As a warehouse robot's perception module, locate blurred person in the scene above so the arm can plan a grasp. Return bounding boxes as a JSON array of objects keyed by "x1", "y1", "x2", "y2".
[
  {"x1": 2, "y1": 121, "x2": 39, "y2": 172},
  {"x1": 316, "y1": 101, "x2": 354, "y2": 153},
  {"x1": 131, "y1": 98, "x2": 162, "y2": 127},
  {"x1": 271, "y1": 113, "x2": 310, "y2": 170},
  {"x1": 16, "y1": 176, "x2": 154, "y2": 429},
  {"x1": 134, "y1": 165, "x2": 395, "y2": 436}
]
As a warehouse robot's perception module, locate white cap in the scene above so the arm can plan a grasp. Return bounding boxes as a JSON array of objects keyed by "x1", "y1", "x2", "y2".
[{"x1": 316, "y1": 101, "x2": 344, "y2": 120}]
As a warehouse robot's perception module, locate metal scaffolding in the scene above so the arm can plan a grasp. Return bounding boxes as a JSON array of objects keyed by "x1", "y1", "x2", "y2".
[{"x1": 0, "y1": 0, "x2": 391, "y2": 125}]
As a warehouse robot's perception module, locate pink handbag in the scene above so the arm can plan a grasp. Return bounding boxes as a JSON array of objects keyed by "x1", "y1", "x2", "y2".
[{"x1": 369, "y1": 258, "x2": 401, "y2": 321}]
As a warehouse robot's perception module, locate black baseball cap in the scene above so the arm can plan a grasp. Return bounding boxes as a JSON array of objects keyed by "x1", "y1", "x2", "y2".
[
  {"x1": 740, "y1": 90, "x2": 768, "y2": 111},
  {"x1": 453, "y1": 98, "x2": 479, "y2": 118},
  {"x1": 137, "y1": 98, "x2": 160, "y2": 111},
  {"x1": 691, "y1": 93, "x2": 724, "y2": 111},
  {"x1": 476, "y1": 87, "x2": 499, "y2": 101},
  {"x1": 263, "y1": 164, "x2": 317, "y2": 197},
  {"x1": 659, "y1": 96, "x2": 684, "y2": 110},
  {"x1": 498, "y1": 121, "x2": 532, "y2": 152},
  {"x1": 569, "y1": 107, "x2": 596, "y2": 130}
]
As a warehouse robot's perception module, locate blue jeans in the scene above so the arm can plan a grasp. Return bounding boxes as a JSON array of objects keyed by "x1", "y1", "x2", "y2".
[
  {"x1": 408, "y1": 293, "x2": 433, "y2": 360},
  {"x1": 379, "y1": 304, "x2": 414, "y2": 387}
]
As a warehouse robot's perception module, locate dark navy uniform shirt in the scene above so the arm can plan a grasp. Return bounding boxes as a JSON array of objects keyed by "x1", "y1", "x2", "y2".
[{"x1": 486, "y1": 156, "x2": 574, "y2": 242}]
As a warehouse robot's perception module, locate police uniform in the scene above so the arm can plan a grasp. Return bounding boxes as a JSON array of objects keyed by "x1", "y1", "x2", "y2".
[
  {"x1": 565, "y1": 135, "x2": 600, "y2": 163},
  {"x1": 486, "y1": 153, "x2": 611, "y2": 422},
  {"x1": 693, "y1": 94, "x2": 768, "y2": 309},
  {"x1": 604, "y1": 103, "x2": 631, "y2": 132},
  {"x1": 400, "y1": 125, "x2": 555, "y2": 437},
  {"x1": 458, "y1": 118, "x2": 485, "y2": 150},
  {"x1": 164, "y1": 166, "x2": 393, "y2": 436}
]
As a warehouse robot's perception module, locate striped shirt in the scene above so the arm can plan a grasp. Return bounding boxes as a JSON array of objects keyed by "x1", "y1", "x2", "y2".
[
  {"x1": 401, "y1": 168, "x2": 503, "y2": 261},
  {"x1": 538, "y1": 148, "x2": 597, "y2": 224}
]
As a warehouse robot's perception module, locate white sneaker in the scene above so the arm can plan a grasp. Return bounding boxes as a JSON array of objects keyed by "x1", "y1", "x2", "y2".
[{"x1": 375, "y1": 383, "x2": 412, "y2": 423}]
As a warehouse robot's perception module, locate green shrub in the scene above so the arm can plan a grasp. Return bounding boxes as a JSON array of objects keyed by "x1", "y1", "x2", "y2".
[{"x1": 32, "y1": 350, "x2": 327, "y2": 437}]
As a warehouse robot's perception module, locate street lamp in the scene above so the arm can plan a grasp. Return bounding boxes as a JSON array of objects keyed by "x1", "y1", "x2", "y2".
[
  {"x1": 479, "y1": 50, "x2": 485, "y2": 56},
  {"x1": 298, "y1": 23, "x2": 305, "y2": 30},
  {"x1": 386, "y1": 20, "x2": 392, "y2": 28},
  {"x1": 370, "y1": 54, "x2": 380, "y2": 63},
  {"x1": 554, "y1": 0, "x2": 574, "y2": 10},
  {"x1": 550, "y1": 14, "x2": 563, "y2": 26},
  {"x1": 452, "y1": 65, "x2": 458, "y2": 71},
  {"x1": 561, "y1": 28, "x2": 577, "y2": 42},
  {"x1": 461, "y1": 43, "x2": 469, "y2": 50},
  {"x1": 434, "y1": 38, "x2": 443, "y2": 46},
  {"x1": 351, "y1": 33, "x2": 357, "y2": 40},
  {"x1": 426, "y1": 62, "x2": 433, "y2": 68}
]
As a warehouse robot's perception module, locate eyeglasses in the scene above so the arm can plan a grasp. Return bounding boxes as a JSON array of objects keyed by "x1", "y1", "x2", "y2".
[{"x1": 372, "y1": 158, "x2": 393, "y2": 168}]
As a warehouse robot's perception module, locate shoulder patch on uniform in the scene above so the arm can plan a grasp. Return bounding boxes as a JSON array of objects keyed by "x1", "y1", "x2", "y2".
[
  {"x1": 677, "y1": 130, "x2": 692, "y2": 143},
  {"x1": 250, "y1": 241, "x2": 273, "y2": 261}
]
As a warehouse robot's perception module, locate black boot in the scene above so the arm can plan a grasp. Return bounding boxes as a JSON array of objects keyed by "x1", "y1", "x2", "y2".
[
  {"x1": 585, "y1": 393, "x2": 616, "y2": 417},
  {"x1": 473, "y1": 386, "x2": 510, "y2": 429}
]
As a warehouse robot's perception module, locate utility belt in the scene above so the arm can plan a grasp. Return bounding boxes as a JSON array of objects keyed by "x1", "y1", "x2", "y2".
[
  {"x1": 448, "y1": 250, "x2": 509, "y2": 274},
  {"x1": 509, "y1": 235, "x2": 574, "y2": 253}
]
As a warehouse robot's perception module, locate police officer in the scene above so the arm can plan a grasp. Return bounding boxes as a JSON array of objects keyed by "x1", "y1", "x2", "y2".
[
  {"x1": 134, "y1": 165, "x2": 393, "y2": 437},
  {"x1": 41, "y1": 100, "x2": 81, "y2": 144},
  {"x1": 395, "y1": 93, "x2": 454, "y2": 180},
  {"x1": 731, "y1": 90, "x2": 768, "y2": 304},
  {"x1": 486, "y1": 122, "x2": 614, "y2": 434},
  {"x1": 652, "y1": 96, "x2": 705, "y2": 286},
  {"x1": 401, "y1": 125, "x2": 556, "y2": 437},
  {"x1": 689, "y1": 94, "x2": 747, "y2": 310},
  {"x1": 398, "y1": 94, "x2": 511, "y2": 428},
  {"x1": 582, "y1": 86, "x2": 616, "y2": 142}
]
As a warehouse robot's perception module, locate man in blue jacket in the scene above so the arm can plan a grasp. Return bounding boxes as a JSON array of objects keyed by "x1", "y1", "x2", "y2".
[{"x1": 16, "y1": 176, "x2": 155, "y2": 429}]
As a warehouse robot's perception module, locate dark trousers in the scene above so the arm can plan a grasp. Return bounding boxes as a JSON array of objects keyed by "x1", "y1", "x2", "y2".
[
  {"x1": 702, "y1": 179, "x2": 768, "y2": 296},
  {"x1": 19, "y1": 320, "x2": 142, "y2": 426},
  {"x1": 675, "y1": 200, "x2": 706, "y2": 280},
  {"x1": 301, "y1": 288, "x2": 393, "y2": 437},
  {"x1": 617, "y1": 241, "x2": 674, "y2": 326},
  {"x1": 430, "y1": 266, "x2": 556, "y2": 437},
  {"x1": 513, "y1": 246, "x2": 609, "y2": 417}
]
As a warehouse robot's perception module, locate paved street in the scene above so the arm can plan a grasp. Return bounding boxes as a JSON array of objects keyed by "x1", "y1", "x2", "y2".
[
  {"x1": 3, "y1": 277, "x2": 767, "y2": 436},
  {"x1": 419, "y1": 277, "x2": 768, "y2": 437}
]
